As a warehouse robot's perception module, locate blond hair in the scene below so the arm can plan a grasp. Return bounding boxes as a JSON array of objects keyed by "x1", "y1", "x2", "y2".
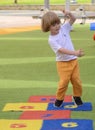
[{"x1": 41, "y1": 11, "x2": 60, "y2": 32}]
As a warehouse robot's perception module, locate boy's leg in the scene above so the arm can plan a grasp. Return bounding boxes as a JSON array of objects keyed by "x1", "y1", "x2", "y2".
[
  {"x1": 70, "y1": 60, "x2": 82, "y2": 97},
  {"x1": 54, "y1": 61, "x2": 71, "y2": 107},
  {"x1": 70, "y1": 60, "x2": 83, "y2": 105},
  {"x1": 56, "y1": 61, "x2": 72, "y2": 101}
]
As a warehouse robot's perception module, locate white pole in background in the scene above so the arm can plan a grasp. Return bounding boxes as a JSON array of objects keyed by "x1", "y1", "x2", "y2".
[
  {"x1": 65, "y1": 0, "x2": 70, "y2": 11},
  {"x1": 91, "y1": 0, "x2": 95, "y2": 3},
  {"x1": 44, "y1": 0, "x2": 50, "y2": 9}
]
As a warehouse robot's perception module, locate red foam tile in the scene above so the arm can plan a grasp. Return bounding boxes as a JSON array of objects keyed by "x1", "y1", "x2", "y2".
[
  {"x1": 19, "y1": 110, "x2": 71, "y2": 120},
  {"x1": 28, "y1": 95, "x2": 72, "y2": 103},
  {"x1": 64, "y1": 95, "x2": 72, "y2": 102}
]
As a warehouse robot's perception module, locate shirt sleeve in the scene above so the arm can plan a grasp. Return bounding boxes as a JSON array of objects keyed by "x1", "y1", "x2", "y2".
[
  {"x1": 48, "y1": 39, "x2": 61, "y2": 53},
  {"x1": 61, "y1": 22, "x2": 72, "y2": 33}
]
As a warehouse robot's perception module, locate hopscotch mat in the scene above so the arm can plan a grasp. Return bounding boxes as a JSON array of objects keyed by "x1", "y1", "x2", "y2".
[
  {"x1": 0, "y1": 119, "x2": 93, "y2": 130},
  {"x1": 1, "y1": 95, "x2": 94, "y2": 129},
  {"x1": 28, "y1": 95, "x2": 72, "y2": 103},
  {"x1": 0, "y1": 119, "x2": 43, "y2": 130},
  {"x1": 41, "y1": 119, "x2": 93, "y2": 130},
  {"x1": 47, "y1": 102, "x2": 92, "y2": 111},
  {"x1": 3, "y1": 103, "x2": 48, "y2": 111},
  {"x1": 19, "y1": 110, "x2": 71, "y2": 120},
  {"x1": 3, "y1": 102, "x2": 92, "y2": 111}
]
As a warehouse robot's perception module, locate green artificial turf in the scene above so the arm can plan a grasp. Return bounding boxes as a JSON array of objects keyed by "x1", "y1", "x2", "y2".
[
  {"x1": 0, "y1": 23, "x2": 95, "y2": 128},
  {"x1": 0, "y1": 0, "x2": 91, "y2": 5}
]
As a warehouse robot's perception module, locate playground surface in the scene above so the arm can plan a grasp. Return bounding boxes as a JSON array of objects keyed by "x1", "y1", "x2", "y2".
[{"x1": 0, "y1": 10, "x2": 95, "y2": 130}]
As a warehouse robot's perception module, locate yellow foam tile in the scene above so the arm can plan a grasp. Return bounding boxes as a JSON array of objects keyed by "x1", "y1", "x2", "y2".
[
  {"x1": 0, "y1": 119, "x2": 42, "y2": 130},
  {"x1": 3, "y1": 103, "x2": 48, "y2": 111},
  {"x1": 0, "y1": 26, "x2": 41, "y2": 35}
]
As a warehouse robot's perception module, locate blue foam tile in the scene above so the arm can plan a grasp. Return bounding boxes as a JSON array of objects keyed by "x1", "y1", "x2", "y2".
[
  {"x1": 41, "y1": 119, "x2": 93, "y2": 130},
  {"x1": 90, "y1": 23, "x2": 95, "y2": 30},
  {"x1": 47, "y1": 102, "x2": 92, "y2": 111}
]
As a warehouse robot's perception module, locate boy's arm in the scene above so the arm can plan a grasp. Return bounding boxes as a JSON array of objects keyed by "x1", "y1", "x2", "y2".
[
  {"x1": 58, "y1": 48, "x2": 84, "y2": 57},
  {"x1": 63, "y1": 10, "x2": 76, "y2": 25}
]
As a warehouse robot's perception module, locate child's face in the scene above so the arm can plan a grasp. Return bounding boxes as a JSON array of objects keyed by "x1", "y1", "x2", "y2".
[{"x1": 50, "y1": 23, "x2": 60, "y2": 35}]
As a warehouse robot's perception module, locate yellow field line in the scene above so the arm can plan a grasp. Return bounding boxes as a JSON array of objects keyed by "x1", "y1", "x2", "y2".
[{"x1": 0, "y1": 25, "x2": 41, "y2": 35}]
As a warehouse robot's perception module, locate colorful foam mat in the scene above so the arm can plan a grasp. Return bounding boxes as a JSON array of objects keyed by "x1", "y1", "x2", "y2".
[
  {"x1": 28, "y1": 95, "x2": 72, "y2": 103},
  {"x1": 47, "y1": 102, "x2": 92, "y2": 111},
  {"x1": 0, "y1": 119, "x2": 93, "y2": 130},
  {"x1": 19, "y1": 110, "x2": 71, "y2": 120},
  {"x1": 3, "y1": 103, "x2": 48, "y2": 111},
  {"x1": 1, "y1": 95, "x2": 94, "y2": 130},
  {"x1": 41, "y1": 119, "x2": 93, "y2": 130},
  {"x1": 0, "y1": 119, "x2": 42, "y2": 130},
  {"x1": 3, "y1": 102, "x2": 92, "y2": 111}
]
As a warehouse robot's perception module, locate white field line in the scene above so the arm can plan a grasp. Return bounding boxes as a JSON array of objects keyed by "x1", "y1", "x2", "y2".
[
  {"x1": 0, "y1": 37, "x2": 91, "y2": 40},
  {"x1": 0, "y1": 79, "x2": 94, "y2": 88},
  {"x1": 0, "y1": 56, "x2": 94, "y2": 65}
]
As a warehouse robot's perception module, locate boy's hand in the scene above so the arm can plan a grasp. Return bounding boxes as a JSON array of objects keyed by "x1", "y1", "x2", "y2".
[
  {"x1": 62, "y1": 10, "x2": 70, "y2": 16},
  {"x1": 75, "y1": 49, "x2": 85, "y2": 57}
]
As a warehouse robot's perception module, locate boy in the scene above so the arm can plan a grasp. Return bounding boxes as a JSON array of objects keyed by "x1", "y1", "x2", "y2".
[{"x1": 41, "y1": 11, "x2": 84, "y2": 107}]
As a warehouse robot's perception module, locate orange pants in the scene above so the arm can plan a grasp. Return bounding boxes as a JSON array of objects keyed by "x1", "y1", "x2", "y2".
[{"x1": 56, "y1": 59, "x2": 82, "y2": 100}]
